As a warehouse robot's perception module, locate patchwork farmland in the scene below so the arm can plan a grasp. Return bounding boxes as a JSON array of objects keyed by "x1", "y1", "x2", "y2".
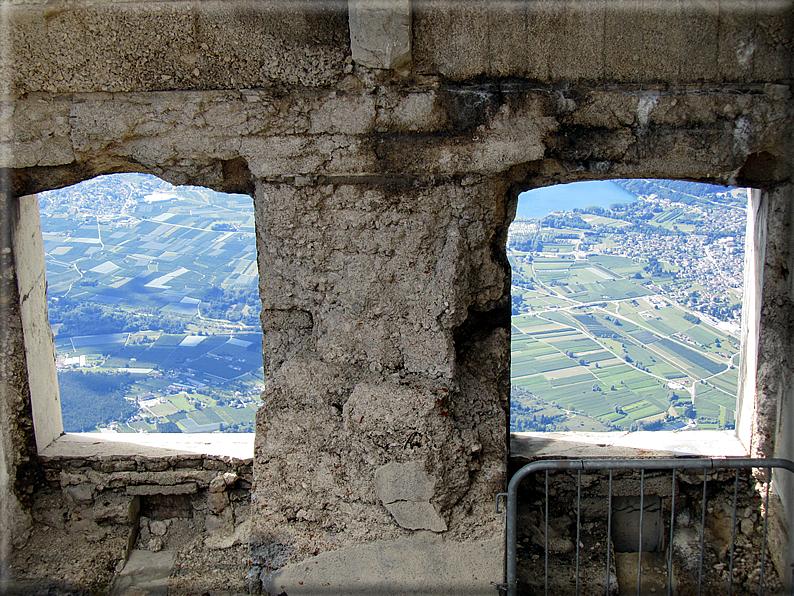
[
  {"x1": 510, "y1": 180, "x2": 746, "y2": 433},
  {"x1": 39, "y1": 173, "x2": 263, "y2": 433}
]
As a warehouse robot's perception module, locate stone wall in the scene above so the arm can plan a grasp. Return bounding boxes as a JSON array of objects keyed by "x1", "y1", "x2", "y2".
[
  {"x1": 0, "y1": 190, "x2": 38, "y2": 572},
  {"x1": 4, "y1": 0, "x2": 791, "y2": 94},
  {"x1": 1, "y1": 1, "x2": 793, "y2": 594},
  {"x1": 510, "y1": 464, "x2": 785, "y2": 596},
  {"x1": 756, "y1": 183, "x2": 794, "y2": 577},
  {"x1": 412, "y1": 0, "x2": 792, "y2": 84},
  {"x1": 11, "y1": 448, "x2": 253, "y2": 595}
]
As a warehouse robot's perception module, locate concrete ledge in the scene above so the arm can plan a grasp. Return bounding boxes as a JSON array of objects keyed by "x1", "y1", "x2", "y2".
[
  {"x1": 40, "y1": 432, "x2": 254, "y2": 461},
  {"x1": 510, "y1": 430, "x2": 749, "y2": 461},
  {"x1": 260, "y1": 533, "x2": 503, "y2": 596}
]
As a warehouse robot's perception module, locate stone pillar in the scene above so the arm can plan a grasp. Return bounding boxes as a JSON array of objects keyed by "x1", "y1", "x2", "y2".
[{"x1": 250, "y1": 177, "x2": 510, "y2": 594}]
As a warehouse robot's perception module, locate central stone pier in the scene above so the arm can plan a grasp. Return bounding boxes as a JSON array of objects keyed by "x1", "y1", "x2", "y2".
[{"x1": 248, "y1": 146, "x2": 516, "y2": 593}]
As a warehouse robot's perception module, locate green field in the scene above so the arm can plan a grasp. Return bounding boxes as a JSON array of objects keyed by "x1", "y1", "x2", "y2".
[
  {"x1": 42, "y1": 174, "x2": 265, "y2": 434},
  {"x1": 510, "y1": 231, "x2": 741, "y2": 432}
]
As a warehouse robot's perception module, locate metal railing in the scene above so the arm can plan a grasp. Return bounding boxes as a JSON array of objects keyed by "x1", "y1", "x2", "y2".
[{"x1": 497, "y1": 458, "x2": 794, "y2": 596}]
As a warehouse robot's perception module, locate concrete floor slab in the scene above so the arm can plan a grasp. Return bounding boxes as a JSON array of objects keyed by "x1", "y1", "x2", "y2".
[{"x1": 110, "y1": 549, "x2": 176, "y2": 596}]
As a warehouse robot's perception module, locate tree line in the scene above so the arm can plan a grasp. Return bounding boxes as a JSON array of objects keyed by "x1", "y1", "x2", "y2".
[
  {"x1": 48, "y1": 298, "x2": 186, "y2": 337},
  {"x1": 199, "y1": 286, "x2": 261, "y2": 325},
  {"x1": 59, "y1": 370, "x2": 137, "y2": 432}
]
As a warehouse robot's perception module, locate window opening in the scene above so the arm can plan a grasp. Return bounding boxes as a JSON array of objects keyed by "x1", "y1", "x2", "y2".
[
  {"x1": 38, "y1": 173, "x2": 262, "y2": 435},
  {"x1": 508, "y1": 179, "x2": 748, "y2": 434}
]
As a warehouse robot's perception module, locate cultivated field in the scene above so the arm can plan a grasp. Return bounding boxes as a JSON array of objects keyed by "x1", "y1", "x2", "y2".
[{"x1": 41, "y1": 174, "x2": 263, "y2": 433}]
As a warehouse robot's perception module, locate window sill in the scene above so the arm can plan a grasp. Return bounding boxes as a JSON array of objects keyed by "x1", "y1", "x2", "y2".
[
  {"x1": 40, "y1": 432, "x2": 254, "y2": 460},
  {"x1": 510, "y1": 430, "x2": 748, "y2": 461}
]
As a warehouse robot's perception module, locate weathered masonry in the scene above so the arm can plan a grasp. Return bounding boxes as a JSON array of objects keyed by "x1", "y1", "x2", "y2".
[{"x1": 1, "y1": 1, "x2": 793, "y2": 594}]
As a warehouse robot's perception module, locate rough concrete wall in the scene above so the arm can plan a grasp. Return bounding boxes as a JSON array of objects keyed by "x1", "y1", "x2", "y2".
[
  {"x1": 754, "y1": 183, "x2": 794, "y2": 581},
  {"x1": 0, "y1": 191, "x2": 37, "y2": 566},
  {"x1": 413, "y1": 0, "x2": 793, "y2": 84},
  {"x1": 6, "y1": 1, "x2": 350, "y2": 95},
  {"x1": 6, "y1": 85, "x2": 792, "y2": 190},
  {"x1": 5, "y1": 0, "x2": 793, "y2": 95},
  {"x1": 11, "y1": 450, "x2": 253, "y2": 594},
  {"x1": 250, "y1": 177, "x2": 511, "y2": 590}
]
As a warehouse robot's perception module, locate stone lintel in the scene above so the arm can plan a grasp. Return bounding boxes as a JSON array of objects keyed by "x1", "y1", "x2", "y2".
[{"x1": 127, "y1": 482, "x2": 198, "y2": 496}]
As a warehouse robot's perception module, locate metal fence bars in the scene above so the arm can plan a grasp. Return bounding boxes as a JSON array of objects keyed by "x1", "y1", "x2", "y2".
[{"x1": 498, "y1": 458, "x2": 794, "y2": 596}]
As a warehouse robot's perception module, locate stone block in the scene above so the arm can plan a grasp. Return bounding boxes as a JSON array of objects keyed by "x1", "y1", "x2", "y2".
[
  {"x1": 126, "y1": 483, "x2": 198, "y2": 496},
  {"x1": 174, "y1": 456, "x2": 203, "y2": 469},
  {"x1": 308, "y1": 94, "x2": 376, "y2": 135},
  {"x1": 139, "y1": 517, "x2": 151, "y2": 544},
  {"x1": 31, "y1": 493, "x2": 66, "y2": 531},
  {"x1": 65, "y1": 483, "x2": 95, "y2": 506},
  {"x1": 141, "y1": 459, "x2": 170, "y2": 472},
  {"x1": 209, "y1": 475, "x2": 227, "y2": 493},
  {"x1": 3, "y1": 98, "x2": 73, "y2": 168},
  {"x1": 100, "y1": 459, "x2": 137, "y2": 473},
  {"x1": 66, "y1": 508, "x2": 107, "y2": 542},
  {"x1": 150, "y1": 520, "x2": 168, "y2": 537},
  {"x1": 149, "y1": 536, "x2": 164, "y2": 552},
  {"x1": 205, "y1": 508, "x2": 234, "y2": 536},
  {"x1": 93, "y1": 492, "x2": 138, "y2": 526},
  {"x1": 375, "y1": 91, "x2": 447, "y2": 133},
  {"x1": 382, "y1": 500, "x2": 447, "y2": 532},
  {"x1": 208, "y1": 491, "x2": 229, "y2": 516},
  {"x1": 349, "y1": 0, "x2": 412, "y2": 71},
  {"x1": 611, "y1": 495, "x2": 663, "y2": 552},
  {"x1": 233, "y1": 503, "x2": 250, "y2": 524},
  {"x1": 374, "y1": 461, "x2": 435, "y2": 504},
  {"x1": 204, "y1": 518, "x2": 251, "y2": 550},
  {"x1": 375, "y1": 461, "x2": 446, "y2": 532},
  {"x1": 202, "y1": 458, "x2": 228, "y2": 471}
]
